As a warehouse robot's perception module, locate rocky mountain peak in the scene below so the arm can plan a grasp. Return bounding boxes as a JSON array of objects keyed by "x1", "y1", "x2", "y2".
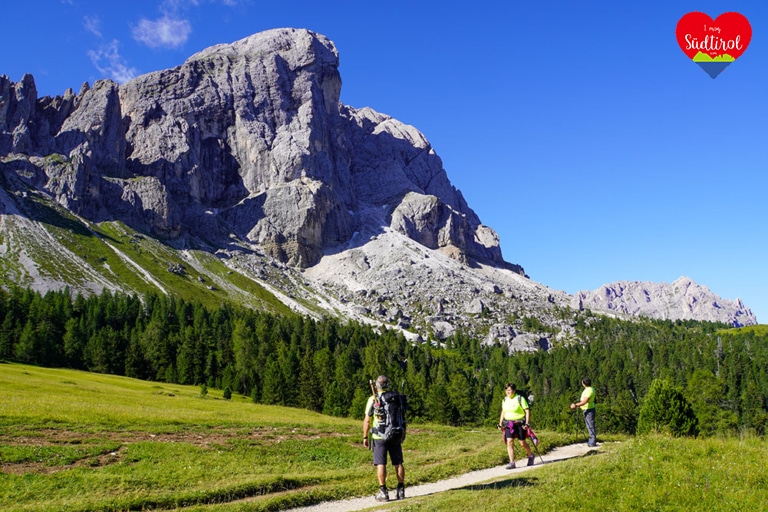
[
  {"x1": 571, "y1": 276, "x2": 757, "y2": 327},
  {"x1": 1, "y1": 28, "x2": 511, "y2": 271}
]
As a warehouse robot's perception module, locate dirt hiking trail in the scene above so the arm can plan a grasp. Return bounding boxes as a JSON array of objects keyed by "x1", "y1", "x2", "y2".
[{"x1": 286, "y1": 443, "x2": 600, "y2": 512}]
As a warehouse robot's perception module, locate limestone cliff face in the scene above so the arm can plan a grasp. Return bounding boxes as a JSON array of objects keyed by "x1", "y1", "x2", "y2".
[
  {"x1": 572, "y1": 276, "x2": 757, "y2": 327},
  {"x1": 0, "y1": 28, "x2": 514, "y2": 271}
]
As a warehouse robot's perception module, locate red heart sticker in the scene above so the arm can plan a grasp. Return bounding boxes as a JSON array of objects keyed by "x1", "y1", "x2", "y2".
[{"x1": 676, "y1": 12, "x2": 752, "y2": 78}]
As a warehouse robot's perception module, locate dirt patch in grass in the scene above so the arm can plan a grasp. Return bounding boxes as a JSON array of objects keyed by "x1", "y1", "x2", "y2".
[
  {"x1": 0, "y1": 444, "x2": 129, "y2": 475},
  {"x1": 2, "y1": 427, "x2": 237, "y2": 446},
  {"x1": 0, "y1": 426, "x2": 441, "y2": 476},
  {"x1": 0, "y1": 426, "x2": 361, "y2": 475}
]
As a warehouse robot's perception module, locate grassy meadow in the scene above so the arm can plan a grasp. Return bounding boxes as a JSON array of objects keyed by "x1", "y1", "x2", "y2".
[
  {"x1": 388, "y1": 435, "x2": 768, "y2": 511},
  {"x1": 3, "y1": 363, "x2": 767, "y2": 511},
  {"x1": 0, "y1": 362, "x2": 581, "y2": 511}
]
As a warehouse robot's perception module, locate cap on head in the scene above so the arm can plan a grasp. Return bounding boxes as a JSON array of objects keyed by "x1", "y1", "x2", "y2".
[{"x1": 376, "y1": 375, "x2": 389, "y2": 390}]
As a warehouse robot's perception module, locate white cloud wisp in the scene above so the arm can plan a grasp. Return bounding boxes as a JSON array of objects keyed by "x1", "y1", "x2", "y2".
[
  {"x1": 132, "y1": 16, "x2": 192, "y2": 48},
  {"x1": 83, "y1": 15, "x2": 102, "y2": 37},
  {"x1": 87, "y1": 40, "x2": 138, "y2": 83}
]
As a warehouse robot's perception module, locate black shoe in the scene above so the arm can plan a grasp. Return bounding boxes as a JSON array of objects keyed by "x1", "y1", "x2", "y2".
[
  {"x1": 527, "y1": 455, "x2": 535, "y2": 466},
  {"x1": 375, "y1": 489, "x2": 390, "y2": 502},
  {"x1": 396, "y1": 486, "x2": 405, "y2": 500}
]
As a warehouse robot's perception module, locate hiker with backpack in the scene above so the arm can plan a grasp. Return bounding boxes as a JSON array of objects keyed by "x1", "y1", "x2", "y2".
[
  {"x1": 497, "y1": 383, "x2": 535, "y2": 469},
  {"x1": 570, "y1": 377, "x2": 597, "y2": 447},
  {"x1": 363, "y1": 375, "x2": 406, "y2": 502}
]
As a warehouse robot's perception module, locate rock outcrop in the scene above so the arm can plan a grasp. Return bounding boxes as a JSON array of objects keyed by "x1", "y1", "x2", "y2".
[
  {"x1": 1, "y1": 28, "x2": 515, "y2": 271},
  {"x1": 572, "y1": 276, "x2": 757, "y2": 327}
]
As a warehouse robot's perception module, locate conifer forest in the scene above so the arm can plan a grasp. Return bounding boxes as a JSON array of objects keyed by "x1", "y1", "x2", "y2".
[{"x1": 2, "y1": 287, "x2": 766, "y2": 436}]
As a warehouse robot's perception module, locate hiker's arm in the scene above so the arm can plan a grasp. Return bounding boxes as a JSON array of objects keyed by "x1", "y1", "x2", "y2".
[
  {"x1": 363, "y1": 415, "x2": 371, "y2": 447},
  {"x1": 525, "y1": 408, "x2": 530, "y2": 425},
  {"x1": 570, "y1": 398, "x2": 588, "y2": 409},
  {"x1": 498, "y1": 410, "x2": 504, "y2": 428}
]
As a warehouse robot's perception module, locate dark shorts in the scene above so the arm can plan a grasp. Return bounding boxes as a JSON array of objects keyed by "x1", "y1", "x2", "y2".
[
  {"x1": 503, "y1": 420, "x2": 527, "y2": 442},
  {"x1": 372, "y1": 438, "x2": 404, "y2": 466}
]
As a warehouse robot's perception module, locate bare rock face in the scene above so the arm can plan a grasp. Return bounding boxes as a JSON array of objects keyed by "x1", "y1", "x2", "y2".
[
  {"x1": 117, "y1": 28, "x2": 352, "y2": 262},
  {"x1": 1, "y1": 28, "x2": 514, "y2": 271},
  {"x1": 482, "y1": 326, "x2": 549, "y2": 354},
  {"x1": 345, "y1": 106, "x2": 507, "y2": 267},
  {"x1": 572, "y1": 276, "x2": 757, "y2": 327}
]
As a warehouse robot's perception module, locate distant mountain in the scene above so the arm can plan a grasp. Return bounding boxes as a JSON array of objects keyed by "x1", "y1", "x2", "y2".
[
  {"x1": 571, "y1": 276, "x2": 756, "y2": 327},
  {"x1": 0, "y1": 28, "x2": 757, "y2": 354}
]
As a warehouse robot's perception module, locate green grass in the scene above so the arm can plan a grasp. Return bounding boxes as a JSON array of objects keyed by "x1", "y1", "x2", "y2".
[
  {"x1": 0, "y1": 188, "x2": 295, "y2": 315},
  {"x1": 6, "y1": 365, "x2": 764, "y2": 511},
  {"x1": 385, "y1": 436, "x2": 768, "y2": 511},
  {"x1": 2, "y1": 363, "x2": 581, "y2": 511},
  {"x1": 191, "y1": 250, "x2": 295, "y2": 316},
  {"x1": 717, "y1": 324, "x2": 768, "y2": 336}
]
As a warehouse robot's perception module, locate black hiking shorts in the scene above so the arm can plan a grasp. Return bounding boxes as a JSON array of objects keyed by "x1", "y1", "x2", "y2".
[
  {"x1": 503, "y1": 420, "x2": 527, "y2": 442},
  {"x1": 372, "y1": 438, "x2": 404, "y2": 466}
]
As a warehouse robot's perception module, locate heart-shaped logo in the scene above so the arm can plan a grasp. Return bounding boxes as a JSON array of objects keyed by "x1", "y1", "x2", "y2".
[{"x1": 676, "y1": 12, "x2": 752, "y2": 78}]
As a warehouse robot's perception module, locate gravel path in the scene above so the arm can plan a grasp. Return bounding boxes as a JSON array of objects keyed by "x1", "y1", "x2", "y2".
[{"x1": 286, "y1": 443, "x2": 599, "y2": 512}]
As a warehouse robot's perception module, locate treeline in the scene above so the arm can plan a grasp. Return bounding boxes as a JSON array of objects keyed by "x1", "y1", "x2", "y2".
[
  {"x1": 1, "y1": 287, "x2": 767, "y2": 435},
  {"x1": 507, "y1": 316, "x2": 768, "y2": 436}
]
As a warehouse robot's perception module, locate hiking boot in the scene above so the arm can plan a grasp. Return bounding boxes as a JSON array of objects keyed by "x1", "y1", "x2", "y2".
[
  {"x1": 375, "y1": 488, "x2": 390, "y2": 502},
  {"x1": 527, "y1": 455, "x2": 535, "y2": 466},
  {"x1": 396, "y1": 486, "x2": 405, "y2": 500},
  {"x1": 505, "y1": 462, "x2": 516, "y2": 469}
]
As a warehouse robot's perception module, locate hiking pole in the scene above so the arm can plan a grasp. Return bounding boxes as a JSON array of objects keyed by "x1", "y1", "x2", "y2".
[
  {"x1": 368, "y1": 379, "x2": 379, "y2": 451},
  {"x1": 525, "y1": 425, "x2": 545, "y2": 465},
  {"x1": 572, "y1": 408, "x2": 587, "y2": 443},
  {"x1": 399, "y1": 380, "x2": 407, "y2": 443},
  {"x1": 532, "y1": 440, "x2": 544, "y2": 465}
]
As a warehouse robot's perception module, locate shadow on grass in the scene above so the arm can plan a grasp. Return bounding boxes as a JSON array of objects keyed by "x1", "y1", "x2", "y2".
[{"x1": 459, "y1": 477, "x2": 538, "y2": 492}]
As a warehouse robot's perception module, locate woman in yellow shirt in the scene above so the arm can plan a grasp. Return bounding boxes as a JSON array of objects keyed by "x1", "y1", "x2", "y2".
[{"x1": 497, "y1": 383, "x2": 535, "y2": 469}]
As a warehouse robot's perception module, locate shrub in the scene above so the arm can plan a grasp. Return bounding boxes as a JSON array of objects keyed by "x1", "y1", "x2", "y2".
[{"x1": 638, "y1": 378, "x2": 699, "y2": 437}]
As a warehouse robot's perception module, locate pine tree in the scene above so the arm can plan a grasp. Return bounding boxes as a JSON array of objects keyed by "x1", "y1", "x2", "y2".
[
  {"x1": 298, "y1": 347, "x2": 321, "y2": 411},
  {"x1": 231, "y1": 318, "x2": 256, "y2": 395},
  {"x1": 447, "y1": 371, "x2": 475, "y2": 425},
  {"x1": 0, "y1": 313, "x2": 14, "y2": 360},
  {"x1": 685, "y1": 369, "x2": 731, "y2": 436},
  {"x1": 261, "y1": 356, "x2": 284, "y2": 405},
  {"x1": 322, "y1": 381, "x2": 345, "y2": 417},
  {"x1": 349, "y1": 386, "x2": 371, "y2": 420},
  {"x1": 14, "y1": 320, "x2": 38, "y2": 363},
  {"x1": 637, "y1": 378, "x2": 699, "y2": 437}
]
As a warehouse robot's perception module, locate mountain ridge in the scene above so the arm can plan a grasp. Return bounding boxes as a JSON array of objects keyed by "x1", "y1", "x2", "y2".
[
  {"x1": 572, "y1": 276, "x2": 756, "y2": 326},
  {"x1": 0, "y1": 28, "x2": 757, "y2": 346}
]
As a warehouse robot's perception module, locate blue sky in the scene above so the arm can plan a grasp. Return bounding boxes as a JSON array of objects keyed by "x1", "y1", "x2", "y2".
[{"x1": 1, "y1": 1, "x2": 766, "y2": 323}]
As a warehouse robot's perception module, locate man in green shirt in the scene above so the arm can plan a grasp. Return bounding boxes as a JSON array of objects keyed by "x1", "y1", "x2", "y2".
[{"x1": 570, "y1": 377, "x2": 597, "y2": 447}]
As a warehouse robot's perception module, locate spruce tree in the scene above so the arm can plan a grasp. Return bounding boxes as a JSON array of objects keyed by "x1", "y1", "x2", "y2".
[
  {"x1": 261, "y1": 356, "x2": 283, "y2": 405},
  {"x1": 637, "y1": 378, "x2": 699, "y2": 437}
]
